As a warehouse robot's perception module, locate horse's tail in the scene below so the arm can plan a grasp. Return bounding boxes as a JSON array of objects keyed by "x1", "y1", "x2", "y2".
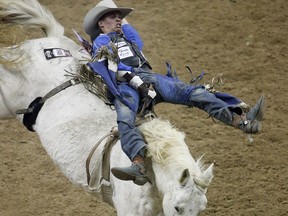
[{"x1": 0, "y1": 0, "x2": 64, "y2": 37}]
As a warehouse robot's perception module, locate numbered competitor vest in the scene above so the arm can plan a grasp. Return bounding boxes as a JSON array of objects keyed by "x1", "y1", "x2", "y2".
[{"x1": 110, "y1": 34, "x2": 152, "y2": 69}]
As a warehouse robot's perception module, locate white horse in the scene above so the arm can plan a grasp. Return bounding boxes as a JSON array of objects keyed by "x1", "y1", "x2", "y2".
[{"x1": 0, "y1": 0, "x2": 213, "y2": 215}]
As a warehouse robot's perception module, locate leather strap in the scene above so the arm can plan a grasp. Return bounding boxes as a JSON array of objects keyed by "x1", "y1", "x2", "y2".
[{"x1": 16, "y1": 78, "x2": 80, "y2": 114}]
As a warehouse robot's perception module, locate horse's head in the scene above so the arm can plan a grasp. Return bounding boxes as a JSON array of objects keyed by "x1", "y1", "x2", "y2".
[
  {"x1": 162, "y1": 167, "x2": 213, "y2": 216},
  {"x1": 139, "y1": 118, "x2": 214, "y2": 216}
]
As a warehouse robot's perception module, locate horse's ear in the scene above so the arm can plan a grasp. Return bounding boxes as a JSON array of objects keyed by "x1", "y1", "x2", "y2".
[
  {"x1": 201, "y1": 163, "x2": 214, "y2": 186},
  {"x1": 180, "y1": 168, "x2": 190, "y2": 186}
]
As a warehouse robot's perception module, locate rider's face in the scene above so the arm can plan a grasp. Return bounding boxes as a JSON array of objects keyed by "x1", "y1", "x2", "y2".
[{"x1": 98, "y1": 11, "x2": 122, "y2": 34}]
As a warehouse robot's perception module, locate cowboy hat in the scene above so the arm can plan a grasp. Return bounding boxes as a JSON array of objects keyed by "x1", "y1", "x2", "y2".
[{"x1": 83, "y1": 0, "x2": 133, "y2": 37}]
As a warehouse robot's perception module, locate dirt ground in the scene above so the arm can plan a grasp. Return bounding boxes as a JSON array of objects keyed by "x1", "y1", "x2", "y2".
[{"x1": 1, "y1": 0, "x2": 288, "y2": 215}]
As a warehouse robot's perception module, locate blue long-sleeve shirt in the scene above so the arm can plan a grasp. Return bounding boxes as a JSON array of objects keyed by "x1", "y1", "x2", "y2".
[{"x1": 88, "y1": 24, "x2": 148, "y2": 111}]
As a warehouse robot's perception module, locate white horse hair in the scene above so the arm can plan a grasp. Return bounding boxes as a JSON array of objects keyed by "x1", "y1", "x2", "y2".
[{"x1": 0, "y1": 0, "x2": 214, "y2": 215}]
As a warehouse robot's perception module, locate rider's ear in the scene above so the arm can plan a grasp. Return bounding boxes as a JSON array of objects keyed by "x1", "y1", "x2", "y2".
[{"x1": 98, "y1": 20, "x2": 104, "y2": 28}]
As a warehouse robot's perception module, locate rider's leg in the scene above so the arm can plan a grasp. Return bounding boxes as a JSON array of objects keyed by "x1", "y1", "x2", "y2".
[
  {"x1": 111, "y1": 94, "x2": 149, "y2": 185},
  {"x1": 135, "y1": 70, "x2": 264, "y2": 134},
  {"x1": 186, "y1": 87, "x2": 265, "y2": 133}
]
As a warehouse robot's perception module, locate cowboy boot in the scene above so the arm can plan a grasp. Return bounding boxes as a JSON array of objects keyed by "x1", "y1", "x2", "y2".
[
  {"x1": 232, "y1": 96, "x2": 265, "y2": 134},
  {"x1": 232, "y1": 114, "x2": 261, "y2": 134},
  {"x1": 111, "y1": 155, "x2": 149, "y2": 186},
  {"x1": 246, "y1": 96, "x2": 265, "y2": 121}
]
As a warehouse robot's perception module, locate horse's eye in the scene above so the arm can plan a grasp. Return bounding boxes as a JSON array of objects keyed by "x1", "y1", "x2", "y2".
[{"x1": 175, "y1": 207, "x2": 180, "y2": 212}]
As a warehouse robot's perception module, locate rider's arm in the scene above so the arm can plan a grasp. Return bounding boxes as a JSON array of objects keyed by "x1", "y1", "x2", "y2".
[
  {"x1": 117, "y1": 68, "x2": 156, "y2": 99},
  {"x1": 122, "y1": 22, "x2": 144, "y2": 51},
  {"x1": 91, "y1": 34, "x2": 111, "y2": 56},
  {"x1": 120, "y1": 20, "x2": 155, "y2": 98}
]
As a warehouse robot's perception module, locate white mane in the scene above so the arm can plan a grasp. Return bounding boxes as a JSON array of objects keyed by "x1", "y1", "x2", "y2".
[{"x1": 139, "y1": 118, "x2": 212, "y2": 189}]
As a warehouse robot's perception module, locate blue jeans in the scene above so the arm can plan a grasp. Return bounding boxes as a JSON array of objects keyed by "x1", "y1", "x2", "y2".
[
  {"x1": 136, "y1": 69, "x2": 241, "y2": 123},
  {"x1": 114, "y1": 84, "x2": 145, "y2": 161},
  {"x1": 115, "y1": 69, "x2": 242, "y2": 161}
]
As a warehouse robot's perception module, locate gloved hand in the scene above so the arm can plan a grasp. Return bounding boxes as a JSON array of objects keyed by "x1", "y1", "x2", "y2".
[{"x1": 138, "y1": 83, "x2": 157, "y2": 99}]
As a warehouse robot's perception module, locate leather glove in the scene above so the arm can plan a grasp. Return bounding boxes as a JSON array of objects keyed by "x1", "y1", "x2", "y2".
[{"x1": 138, "y1": 83, "x2": 157, "y2": 99}]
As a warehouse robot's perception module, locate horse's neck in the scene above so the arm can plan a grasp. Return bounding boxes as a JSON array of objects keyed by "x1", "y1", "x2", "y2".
[
  {"x1": 151, "y1": 163, "x2": 183, "y2": 193},
  {"x1": 110, "y1": 150, "x2": 164, "y2": 216},
  {"x1": 137, "y1": 118, "x2": 207, "y2": 208}
]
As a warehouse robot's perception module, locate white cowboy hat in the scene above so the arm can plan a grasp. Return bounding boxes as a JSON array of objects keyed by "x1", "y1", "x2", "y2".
[{"x1": 83, "y1": 0, "x2": 133, "y2": 37}]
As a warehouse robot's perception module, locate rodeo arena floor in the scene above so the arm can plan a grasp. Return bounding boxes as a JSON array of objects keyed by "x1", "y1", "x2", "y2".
[{"x1": 0, "y1": 0, "x2": 287, "y2": 215}]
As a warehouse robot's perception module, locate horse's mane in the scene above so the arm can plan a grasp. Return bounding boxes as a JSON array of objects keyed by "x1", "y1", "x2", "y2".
[{"x1": 139, "y1": 118, "x2": 211, "y2": 189}]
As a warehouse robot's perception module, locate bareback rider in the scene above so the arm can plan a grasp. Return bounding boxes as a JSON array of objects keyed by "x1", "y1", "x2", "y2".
[{"x1": 83, "y1": 0, "x2": 265, "y2": 186}]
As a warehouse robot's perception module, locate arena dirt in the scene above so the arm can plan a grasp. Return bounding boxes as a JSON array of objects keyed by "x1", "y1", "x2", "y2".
[{"x1": 1, "y1": 0, "x2": 287, "y2": 215}]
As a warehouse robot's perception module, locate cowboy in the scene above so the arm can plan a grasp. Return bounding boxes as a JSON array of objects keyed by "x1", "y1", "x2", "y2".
[{"x1": 83, "y1": 0, "x2": 265, "y2": 186}]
